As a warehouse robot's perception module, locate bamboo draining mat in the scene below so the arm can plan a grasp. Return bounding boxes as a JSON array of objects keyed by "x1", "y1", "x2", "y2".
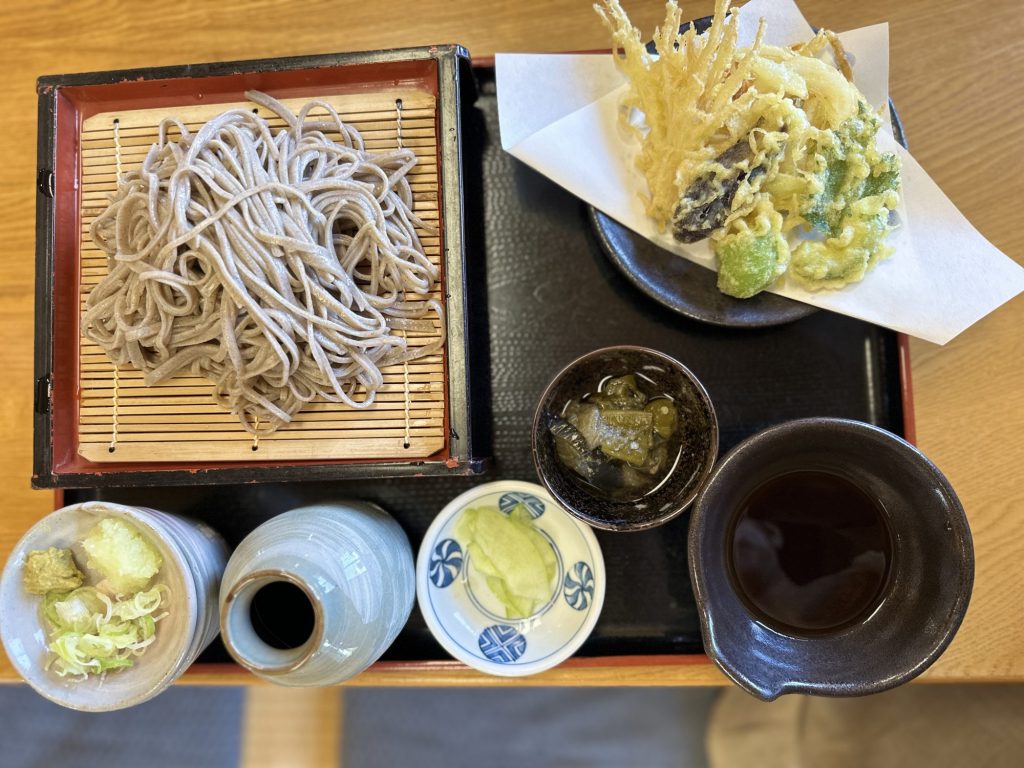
[{"x1": 78, "y1": 91, "x2": 447, "y2": 463}]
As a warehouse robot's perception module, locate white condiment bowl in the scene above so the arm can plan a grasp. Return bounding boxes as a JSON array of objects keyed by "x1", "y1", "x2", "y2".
[
  {"x1": 0, "y1": 502, "x2": 226, "y2": 711},
  {"x1": 417, "y1": 481, "x2": 605, "y2": 677}
]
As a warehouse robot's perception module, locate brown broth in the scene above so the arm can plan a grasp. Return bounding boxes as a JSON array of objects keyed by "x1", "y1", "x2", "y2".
[{"x1": 727, "y1": 470, "x2": 892, "y2": 635}]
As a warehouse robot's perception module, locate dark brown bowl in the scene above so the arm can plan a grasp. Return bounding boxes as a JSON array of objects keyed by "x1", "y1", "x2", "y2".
[
  {"x1": 689, "y1": 418, "x2": 974, "y2": 700},
  {"x1": 531, "y1": 346, "x2": 719, "y2": 532}
]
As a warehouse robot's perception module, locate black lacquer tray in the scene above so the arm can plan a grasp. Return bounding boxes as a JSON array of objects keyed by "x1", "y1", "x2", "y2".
[{"x1": 62, "y1": 66, "x2": 910, "y2": 666}]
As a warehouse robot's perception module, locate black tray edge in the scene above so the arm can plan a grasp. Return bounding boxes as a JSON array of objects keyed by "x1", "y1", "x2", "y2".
[
  {"x1": 36, "y1": 45, "x2": 471, "y2": 90},
  {"x1": 32, "y1": 88, "x2": 58, "y2": 489}
]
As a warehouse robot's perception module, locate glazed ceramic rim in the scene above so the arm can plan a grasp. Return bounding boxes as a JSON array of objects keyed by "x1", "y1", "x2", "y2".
[
  {"x1": 532, "y1": 345, "x2": 719, "y2": 532},
  {"x1": 688, "y1": 417, "x2": 975, "y2": 700},
  {"x1": 219, "y1": 568, "x2": 327, "y2": 676},
  {"x1": 416, "y1": 480, "x2": 606, "y2": 677},
  {"x1": 0, "y1": 502, "x2": 200, "y2": 712}
]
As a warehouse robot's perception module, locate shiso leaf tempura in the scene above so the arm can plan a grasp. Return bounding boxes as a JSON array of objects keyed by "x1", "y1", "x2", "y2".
[{"x1": 595, "y1": 0, "x2": 901, "y2": 298}]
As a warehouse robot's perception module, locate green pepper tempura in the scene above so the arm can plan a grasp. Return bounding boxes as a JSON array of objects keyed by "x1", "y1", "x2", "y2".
[{"x1": 550, "y1": 374, "x2": 680, "y2": 501}]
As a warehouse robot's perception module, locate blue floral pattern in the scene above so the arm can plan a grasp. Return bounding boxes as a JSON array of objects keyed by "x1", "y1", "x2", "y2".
[
  {"x1": 563, "y1": 561, "x2": 594, "y2": 610},
  {"x1": 498, "y1": 492, "x2": 545, "y2": 519},
  {"x1": 478, "y1": 625, "x2": 527, "y2": 663},
  {"x1": 429, "y1": 539, "x2": 463, "y2": 588}
]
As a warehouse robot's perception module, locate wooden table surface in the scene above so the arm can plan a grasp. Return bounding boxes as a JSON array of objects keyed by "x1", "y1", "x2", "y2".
[{"x1": 0, "y1": 0, "x2": 1020, "y2": 686}]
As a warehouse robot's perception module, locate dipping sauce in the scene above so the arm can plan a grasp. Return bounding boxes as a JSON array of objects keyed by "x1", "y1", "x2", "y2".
[{"x1": 728, "y1": 470, "x2": 892, "y2": 635}]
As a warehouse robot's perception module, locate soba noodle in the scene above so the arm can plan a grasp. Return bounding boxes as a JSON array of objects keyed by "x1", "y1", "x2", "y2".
[{"x1": 84, "y1": 90, "x2": 444, "y2": 435}]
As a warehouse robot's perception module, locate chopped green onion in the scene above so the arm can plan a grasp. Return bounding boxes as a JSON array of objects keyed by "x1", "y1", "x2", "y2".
[{"x1": 40, "y1": 583, "x2": 169, "y2": 679}]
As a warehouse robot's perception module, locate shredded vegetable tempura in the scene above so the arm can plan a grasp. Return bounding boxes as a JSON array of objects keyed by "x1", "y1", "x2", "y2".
[{"x1": 595, "y1": 0, "x2": 901, "y2": 298}]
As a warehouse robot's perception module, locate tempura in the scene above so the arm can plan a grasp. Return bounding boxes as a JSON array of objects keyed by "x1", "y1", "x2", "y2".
[{"x1": 595, "y1": 0, "x2": 901, "y2": 298}]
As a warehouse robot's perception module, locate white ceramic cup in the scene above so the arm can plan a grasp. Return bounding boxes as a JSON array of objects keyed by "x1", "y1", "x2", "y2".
[
  {"x1": 219, "y1": 501, "x2": 414, "y2": 687},
  {"x1": 0, "y1": 502, "x2": 227, "y2": 711}
]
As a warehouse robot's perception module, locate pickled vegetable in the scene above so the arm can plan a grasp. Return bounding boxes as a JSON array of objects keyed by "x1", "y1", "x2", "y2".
[
  {"x1": 550, "y1": 374, "x2": 681, "y2": 500},
  {"x1": 455, "y1": 504, "x2": 557, "y2": 619},
  {"x1": 573, "y1": 404, "x2": 654, "y2": 466},
  {"x1": 551, "y1": 417, "x2": 603, "y2": 481},
  {"x1": 645, "y1": 399, "x2": 678, "y2": 439},
  {"x1": 601, "y1": 374, "x2": 647, "y2": 408}
]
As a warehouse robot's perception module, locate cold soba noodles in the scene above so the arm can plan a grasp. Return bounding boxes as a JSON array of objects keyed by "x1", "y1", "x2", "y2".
[{"x1": 83, "y1": 91, "x2": 443, "y2": 435}]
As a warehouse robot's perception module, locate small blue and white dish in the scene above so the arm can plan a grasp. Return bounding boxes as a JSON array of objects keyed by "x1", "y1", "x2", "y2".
[{"x1": 416, "y1": 481, "x2": 605, "y2": 677}]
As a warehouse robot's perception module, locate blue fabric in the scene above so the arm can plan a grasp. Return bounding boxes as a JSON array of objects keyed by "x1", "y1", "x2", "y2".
[
  {"x1": 0, "y1": 684, "x2": 244, "y2": 768},
  {"x1": 343, "y1": 687, "x2": 719, "y2": 768}
]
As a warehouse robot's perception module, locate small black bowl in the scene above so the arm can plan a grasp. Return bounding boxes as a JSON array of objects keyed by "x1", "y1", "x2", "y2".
[
  {"x1": 689, "y1": 418, "x2": 974, "y2": 700},
  {"x1": 532, "y1": 346, "x2": 719, "y2": 532}
]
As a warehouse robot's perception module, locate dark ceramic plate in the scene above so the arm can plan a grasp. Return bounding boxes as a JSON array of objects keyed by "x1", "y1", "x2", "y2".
[
  {"x1": 689, "y1": 418, "x2": 973, "y2": 700},
  {"x1": 588, "y1": 109, "x2": 908, "y2": 328}
]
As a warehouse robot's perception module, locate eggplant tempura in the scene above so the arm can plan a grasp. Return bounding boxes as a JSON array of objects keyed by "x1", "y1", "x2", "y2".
[{"x1": 596, "y1": 0, "x2": 901, "y2": 298}]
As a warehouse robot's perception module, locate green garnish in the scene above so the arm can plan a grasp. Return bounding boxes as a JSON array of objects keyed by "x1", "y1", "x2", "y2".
[
  {"x1": 41, "y1": 584, "x2": 168, "y2": 679},
  {"x1": 25, "y1": 517, "x2": 171, "y2": 681},
  {"x1": 22, "y1": 547, "x2": 84, "y2": 595}
]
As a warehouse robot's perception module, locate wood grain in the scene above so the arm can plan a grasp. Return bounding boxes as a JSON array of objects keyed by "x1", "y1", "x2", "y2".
[
  {"x1": 239, "y1": 686, "x2": 342, "y2": 767},
  {"x1": 0, "y1": 0, "x2": 1021, "y2": 686}
]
